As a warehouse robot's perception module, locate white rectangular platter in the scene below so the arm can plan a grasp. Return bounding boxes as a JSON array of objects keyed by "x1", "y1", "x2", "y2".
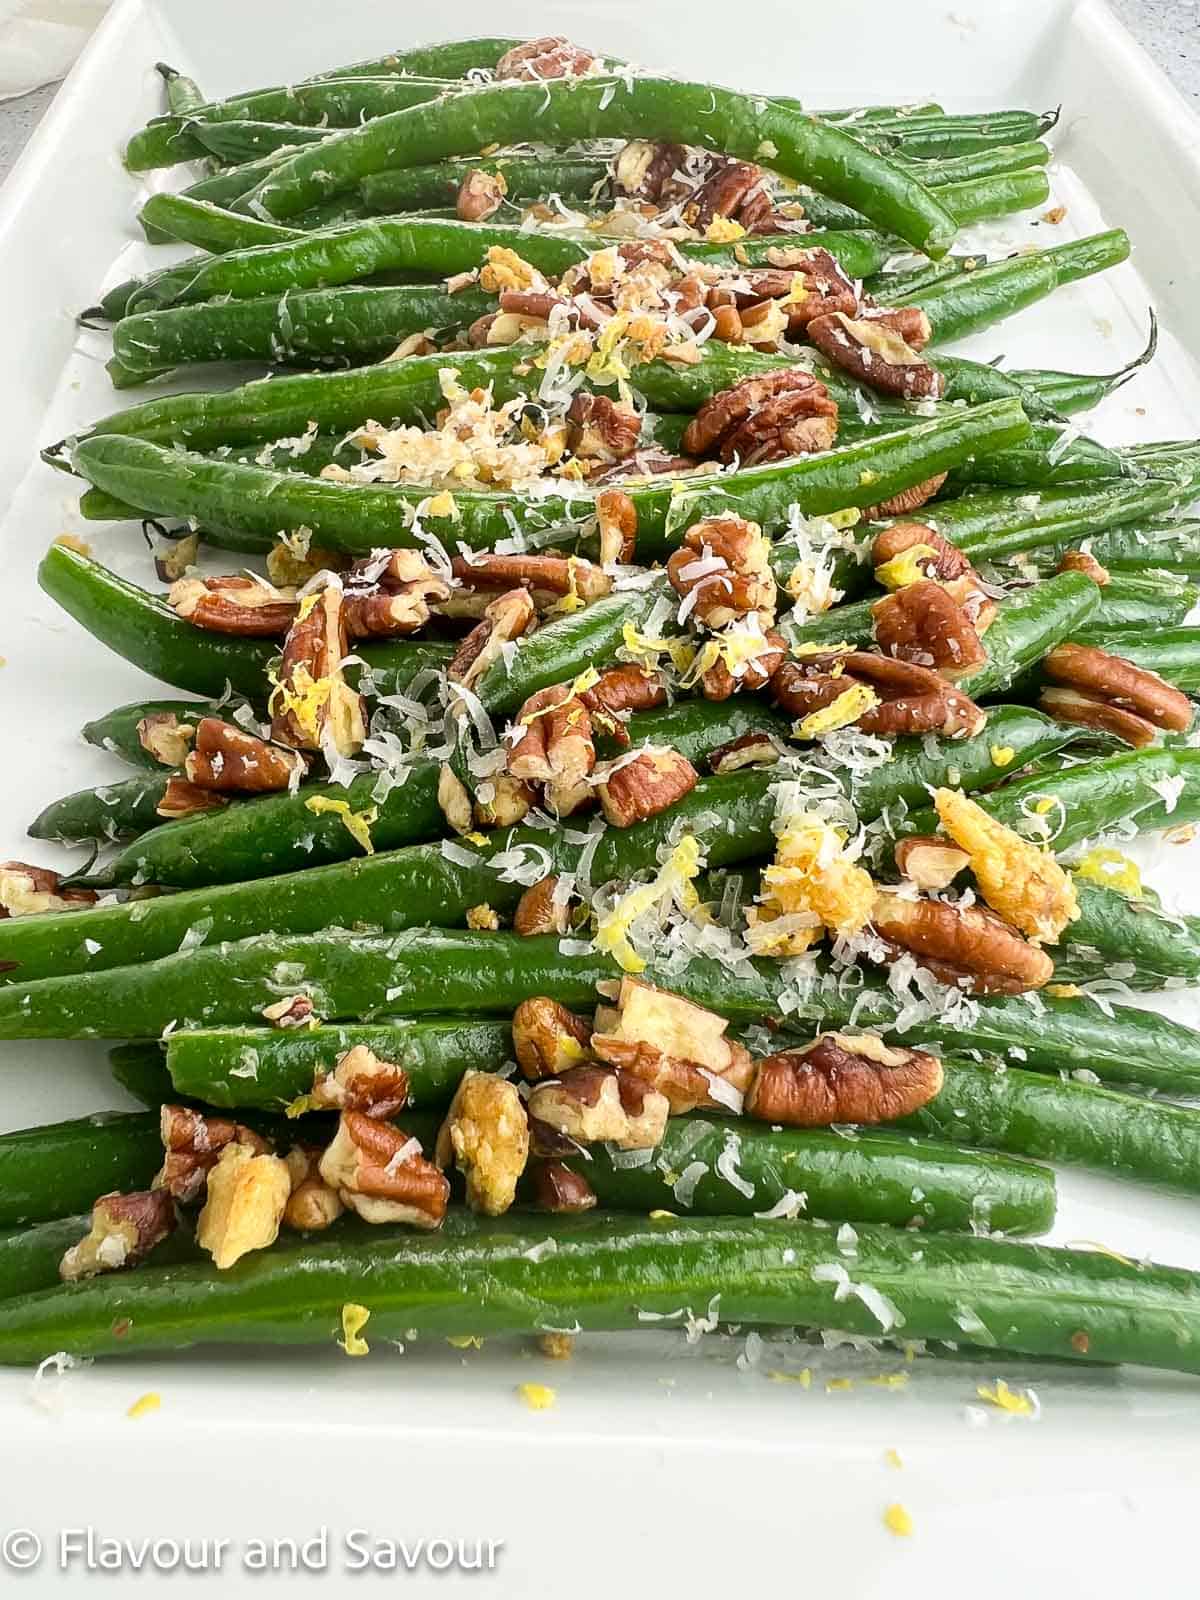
[{"x1": 0, "y1": 1, "x2": 1199, "y2": 1592}]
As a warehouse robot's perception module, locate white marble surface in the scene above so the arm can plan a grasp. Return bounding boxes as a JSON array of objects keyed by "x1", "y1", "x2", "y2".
[{"x1": 0, "y1": 2, "x2": 1194, "y2": 185}]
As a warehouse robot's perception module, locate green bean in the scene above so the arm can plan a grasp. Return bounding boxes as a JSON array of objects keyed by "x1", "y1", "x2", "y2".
[
  {"x1": 191, "y1": 119, "x2": 335, "y2": 164},
  {"x1": 0, "y1": 1113, "x2": 161, "y2": 1229},
  {"x1": 359, "y1": 155, "x2": 610, "y2": 216},
  {"x1": 28, "y1": 772, "x2": 172, "y2": 845},
  {"x1": 1052, "y1": 878, "x2": 1200, "y2": 989},
  {"x1": 82, "y1": 697, "x2": 257, "y2": 769},
  {"x1": 249, "y1": 75, "x2": 959, "y2": 255},
  {"x1": 1091, "y1": 571, "x2": 1196, "y2": 628},
  {"x1": 136, "y1": 193, "x2": 301, "y2": 253}
]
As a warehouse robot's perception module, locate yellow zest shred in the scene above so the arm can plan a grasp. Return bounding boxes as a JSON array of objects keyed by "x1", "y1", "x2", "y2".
[
  {"x1": 1045, "y1": 983, "x2": 1082, "y2": 998},
  {"x1": 868, "y1": 1373, "x2": 910, "y2": 1391},
  {"x1": 826, "y1": 507, "x2": 861, "y2": 530},
  {"x1": 793, "y1": 639, "x2": 853, "y2": 658},
  {"x1": 794, "y1": 682, "x2": 879, "y2": 740},
  {"x1": 648, "y1": 1209, "x2": 676, "y2": 1220},
  {"x1": 990, "y1": 745, "x2": 1016, "y2": 768},
  {"x1": 425, "y1": 491, "x2": 459, "y2": 519},
  {"x1": 767, "y1": 1368, "x2": 812, "y2": 1387},
  {"x1": 479, "y1": 245, "x2": 539, "y2": 292},
  {"x1": 595, "y1": 834, "x2": 703, "y2": 974},
  {"x1": 547, "y1": 556, "x2": 585, "y2": 616},
  {"x1": 859, "y1": 469, "x2": 879, "y2": 486},
  {"x1": 933, "y1": 788, "x2": 1079, "y2": 943},
  {"x1": 747, "y1": 813, "x2": 876, "y2": 956},
  {"x1": 826, "y1": 1377, "x2": 855, "y2": 1392},
  {"x1": 295, "y1": 590, "x2": 320, "y2": 623},
  {"x1": 126, "y1": 1391, "x2": 161, "y2": 1419},
  {"x1": 303, "y1": 796, "x2": 379, "y2": 855},
  {"x1": 884, "y1": 1448, "x2": 903, "y2": 1470},
  {"x1": 270, "y1": 663, "x2": 331, "y2": 743},
  {"x1": 339, "y1": 1303, "x2": 371, "y2": 1356},
  {"x1": 755, "y1": 138, "x2": 779, "y2": 159},
  {"x1": 704, "y1": 215, "x2": 745, "y2": 243},
  {"x1": 447, "y1": 1335, "x2": 484, "y2": 1349},
  {"x1": 621, "y1": 620, "x2": 696, "y2": 675},
  {"x1": 875, "y1": 544, "x2": 937, "y2": 590},
  {"x1": 975, "y1": 1378, "x2": 1035, "y2": 1416},
  {"x1": 284, "y1": 1092, "x2": 322, "y2": 1119},
  {"x1": 516, "y1": 1382, "x2": 557, "y2": 1411},
  {"x1": 1073, "y1": 847, "x2": 1144, "y2": 899},
  {"x1": 883, "y1": 1503, "x2": 914, "y2": 1538},
  {"x1": 1034, "y1": 796, "x2": 1057, "y2": 815}
]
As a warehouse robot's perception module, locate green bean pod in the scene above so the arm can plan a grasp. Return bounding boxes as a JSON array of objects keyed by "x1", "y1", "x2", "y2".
[
  {"x1": 956, "y1": 572, "x2": 1098, "y2": 698},
  {"x1": 855, "y1": 107, "x2": 1057, "y2": 158},
  {"x1": 0, "y1": 1113, "x2": 162, "y2": 1229},
  {"x1": 0, "y1": 1217, "x2": 110, "y2": 1301},
  {"x1": 11, "y1": 1209, "x2": 1200, "y2": 1373},
  {"x1": 191, "y1": 119, "x2": 337, "y2": 163},
  {"x1": 70, "y1": 400, "x2": 1031, "y2": 558},
  {"x1": 1092, "y1": 571, "x2": 1196, "y2": 628},
  {"x1": 249, "y1": 75, "x2": 959, "y2": 254},
  {"x1": 82, "y1": 698, "x2": 253, "y2": 769},
  {"x1": 136, "y1": 193, "x2": 302, "y2": 253},
  {"x1": 28, "y1": 772, "x2": 171, "y2": 845},
  {"x1": 1052, "y1": 879, "x2": 1200, "y2": 988},
  {"x1": 901, "y1": 1057, "x2": 1200, "y2": 1195},
  {"x1": 1041, "y1": 519, "x2": 1200, "y2": 578}
]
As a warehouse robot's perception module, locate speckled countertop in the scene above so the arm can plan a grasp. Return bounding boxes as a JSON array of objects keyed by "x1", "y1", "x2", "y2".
[{"x1": 0, "y1": 1, "x2": 1194, "y2": 182}]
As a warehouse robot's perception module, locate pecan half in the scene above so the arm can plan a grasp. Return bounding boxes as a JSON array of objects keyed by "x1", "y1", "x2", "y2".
[
  {"x1": 596, "y1": 747, "x2": 698, "y2": 826},
  {"x1": 667, "y1": 514, "x2": 777, "y2": 628},
  {"x1": 196, "y1": 1142, "x2": 292, "y2": 1269},
  {"x1": 308, "y1": 1044, "x2": 410, "y2": 1118},
  {"x1": 343, "y1": 575, "x2": 450, "y2": 638},
  {"x1": 136, "y1": 710, "x2": 196, "y2": 768},
  {"x1": 859, "y1": 304, "x2": 933, "y2": 351},
  {"x1": 872, "y1": 581, "x2": 987, "y2": 679},
  {"x1": 684, "y1": 159, "x2": 770, "y2": 227},
  {"x1": 184, "y1": 717, "x2": 306, "y2": 794},
  {"x1": 514, "y1": 876, "x2": 571, "y2": 936},
  {"x1": 434, "y1": 1072, "x2": 529, "y2": 1216},
  {"x1": 591, "y1": 978, "x2": 752, "y2": 1113},
  {"x1": 0, "y1": 862, "x2": 97, "y2": 919},
  {"x1": 719, "y1": 249, "x2": 859, "y2": 331},
  {"x1": 872, "y1": 521, "x2": 973, "y2": 583},
  {"x1": 1039, "y1": 686, "x2": 1159, "y2": 748},
  {"x1": 155, "y1": 1105, "x2": 268, "y2": 1204},
  {"x1": 872, "y1": 889, "x2": 1054, "y2": 994},
  {"x1": 579, "y1": 664, "x2": 667, "y2": 744},
  {"x1": 774, "y1": 652, "x2": 987, "y2": 738},
  {"x1": 700, "y1": 626, "x2": 788, "y2": 701},
  {"x1": 681, "y1": 370, "x2": 838, "y2": 461},
  {"x1": 283, "y1": 1146, "x2": 345, "y2": 1232},
  {"x1": 457, "y1": 168, "x2": 507, "y2": 221},
  {"x1": 270, "y1": 586, "x2": 365, "y2": 757},
  {"x1": 169, "y1": 575, "x2": 298, "y2": 636},
  {"x1": 507, "y1": 684, "x2": 596, "y2": 804},
  {"x1": 860, "y1": 473, "x2": 948, "y2": 521},
  {"x1": 1042, "y1": 643, "x2": 1192, "y2": 733},
  {"x1": 894, "y1": 835, "x2": 970, "y2": 892},
  {"x1": 596, "y1": 488, "x2": 638, "y2": 564},
  {"x1": 60, "y1": 1189, "x2": 176, "y2": 1282},
  {"x1": 448, "y1": 587, "x2": 537, "y2": 693},
  {"x1": 709, "y1": 731, "x2": 783, "y2": 773},
  {"x1": 807, "y1": 311, "x2": 945, "y2": 400},
  {"x1": 319, "y1": 1113, "x2": 449, "y2": 1228},
  {"x1": 567, "y1": 392, "x2": 641, "y2": 462},
  {"x1": 529, "y1": 1160, "x2": 597, "y2": 1213},
  {"x1": 450, "y1": 553, "x2": 611, "y2": 608},
  {"x1": 512, "y1": 997, "x2": 593, "y2": 1079},
  {"x1": 745, "y1": 1032, "x2": 943, "y2": 1126},
  {"x1": 494, "y1": 36, "x2": 596, "y2": 79},
  {"x1": 527, "y1": 1065, "x2": 669, "y2": 1150},
  {"x1": 1056, "y1": 549, "x2": 1110, "y2": 586},
  {"x1": 155, "y1": 775, "x2": 230, "y2": 820}
]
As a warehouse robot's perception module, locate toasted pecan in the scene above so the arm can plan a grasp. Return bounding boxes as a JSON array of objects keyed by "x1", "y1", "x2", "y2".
[{"x1": 745, "y1": 1032, "x2": 943, "y2": 1127}]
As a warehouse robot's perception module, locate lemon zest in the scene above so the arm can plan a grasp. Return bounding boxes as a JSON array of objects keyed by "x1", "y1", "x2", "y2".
[
  {"x1": 594, "y1": 834, "x2": 703, "y2": 974},
  {"x1": 425, "y1": 491, "x2": 459, "y2": 519},
  {"x1": 990, "y1": 745, "x2": 1016, "y2": 768},
  {"x1": 884, "y1": 1448, "x2": 903, "y2": 1469},
  {"x1": 126, "y1": 1391, "x2": 161, "y2": 1419},
  {"x1": 304, "y1": 796, "x2": 378, "y2": 855},
  {"x1": 767, "y1": 1368, "x2": 812, "y2": 1387},
  {"x1": 875, "y1": 544, "x2": 937, "y2": 590},
  {"x1": 975, "y1": 1378, "x2": 1034, "y2": 1415},
  {"x1": 883, "y1": 1503, "x2": 914, "y2": 1538},
  {"x1": 447, "y1": 1335, "x2": 484, "y2": 1349},
  {"x1": 704, "y1": 215, "x2": 745, "y2": 243},
  {"x1": 1073, "y1": 847, "x2": 1143, "y2": 899},
  {"x1": 284, "y1": 1092, "x2": 322, "y2": 1119},
  {"x1": 794, "y1": 682, "x2": 879, "y2": 740},
  {"x1": 516, "y1": 1382, "x2": 556, "y2": 1410},
  {"x1": 339, "y1": 1303, "x2": 371, "y2": 1356}
]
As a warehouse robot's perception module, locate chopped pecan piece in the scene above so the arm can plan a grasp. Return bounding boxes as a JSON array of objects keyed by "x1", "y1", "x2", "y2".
[
  {"x1": 507, "y1": 684, "x2": 596, "y2": 808},
  {"x1": 872, "y1": 521, "x2": 973, "y2": 584},
  {"x1": 270, "y1": 585, "x2": 366, "y2": 758},
  {"x1": 343, "y1": 573, "x2": 450, "y2": 638},
  {"x1": 933, "y1": 787, "x2": 1079, "y2": 943},
  {"x1": 717, "y1": 249, "x2": 860, "y2": 331},
  {"x1": 169, "y1": 574, "x2": 298, "y2": 636},
  {"x1": 197, "y1": 1142, "x2": 291, "y2": 1269},
  {"x1": 155, "y1": 775, "x2": 230, "y2": 820},
  {"x1": 595, "y1": 488, "x2": 639, "y2": 565},
  {"x1": 1042, "y1": 643, "x2": 1192, "y2": 733},
  {"x1": 155, "y1": 1105, "x2": 268, "y2": 1204},
  {"x1": 859, "y1": 304, "x2": 933, "y2": 351},
  {"x1": 596, "y1": 747, "x2": 697, "y2": 826},
  {"x1": 567, "y1": 392, "x2": 641, "y2": 462},
  {"x1": 184, "y1": 717, "x2": 306, "y2": 794},
  {"x1": 308, "y1": 1044, "x2": 410, "y2": 1118},
  {"x1": 512, "y1": 997, "x2": 593, "y2": 1079},
  {"x1": 614, "y1": 140, "x2": 690, "y2": 203},
  {"x1": 700, "y1": 625, "x2": 787, "y2": 701},
  {"x1": 745, "y1": 1033, "x2": 943, "y2": 1127},
  {"x1": 457, "y1": 168, "x2": 507, "y2": 221},
  {"x1": 667, "y1": 514, "x2": 777, "y2": 629},
  {"x1": 774, "y1": 652, "x2": 986, "y2": 738},
  {"x1": 437, "y1": 764, "x2": 475, "y2": 835},
  {"x1": 579, "y1": 664, "x2": 667, "y2": 744},
  {"x1": 807, "y1": 311, "x2": 945, "y2": 400},
  {"x1": 527, "y1": 1065, "x2": 669, "y2": 1150},
  {"x1": 473, "y1": 772, "x2": 535, "y2": 828},
  {"x1": 450, "y1": 553, "x2": 611, "y2": 609},
  {"x1": 1056, "y1": 549, "x2": 1110, "y2": 586},
  {"x1": 709, "y1": 731, "x2": 783, "y2": 773},
  {"x1": 872, "y1": 581, "x2": 987, "y2": 679},
  {"x1": 872, "y1": 889, "x2": 1054, "y2": 994},
  {"x1": 494, "y1": 36, "x2": 596, "y2": 79},
  {"x1": 514, "y1": 876, "x2": 572, "y2": 936},
  {"x1": 448, "y1": 587, "x2": 537, "y2": 693},
  {"x1": 136, "y1": 711, "x2": 196, "y2": 768},
  {"x1": 681, "y1": 370, "x2": 838, "y2": 461},
  {"x1": 261, "y1": 993, "x2": 317, "y2": 1029},
  {"x1": 60, "y1": 1189, "x2": 176, "y2": 1282},
  {"x1": 319, "y1": 1113, "x2": 449, "y2": 1228},
  {"x1": 684, "y1": 158, "x2": 770, "y2": 227},
  {"x1": 283, "y1": 1146, "x2": 344, "y2": 1232},
  {"x1": 529, "y1": 1160, "x2": 597, "y2": 1213},
  {"x1": 434, "y1": 1072, "x2": 530, "y2": 1216},
  {"x1": 0, "y1": 862, "x2": 96, "y2": 919},
  {"x1": 860, "y1": 473, "x2": 948, "y2": 521},
  {"x1": 894, "y1": 835, "x2": 970, "y2": 892},
  {"x1": 591, "y1": 978, "x2": 752, "y2": 1113}
]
